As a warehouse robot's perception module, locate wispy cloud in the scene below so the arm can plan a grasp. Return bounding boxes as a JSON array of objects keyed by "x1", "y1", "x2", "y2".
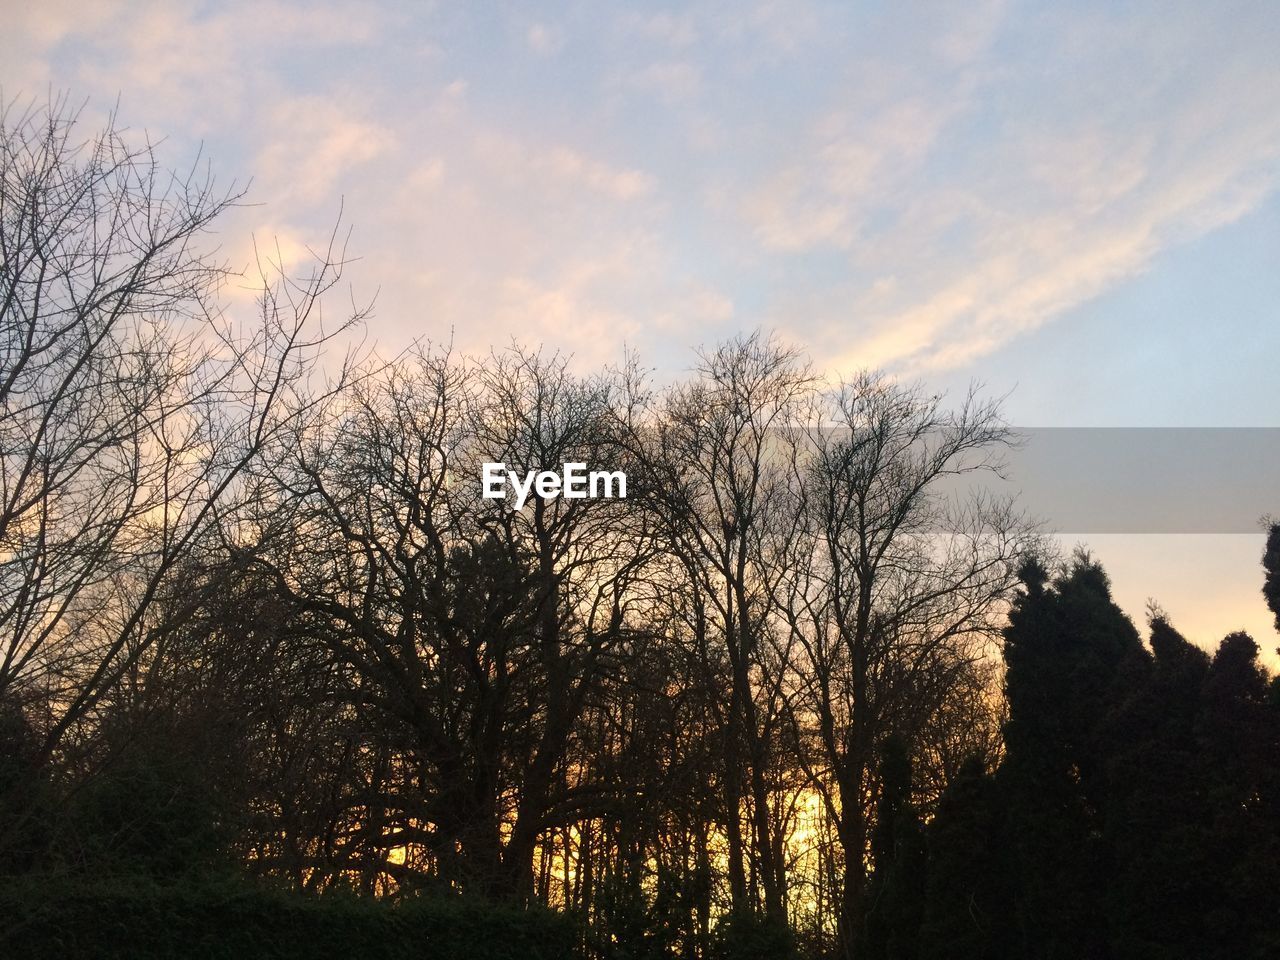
[
  {"x1": 256, "y1": 97, "x2": 396, "y2": 206},
  {"x1": 3, "y1": 0, "x2": 1277, "y2": 380},
  {"x1": 738, "y1": 3, "x2": 1280, "y2": 373}
]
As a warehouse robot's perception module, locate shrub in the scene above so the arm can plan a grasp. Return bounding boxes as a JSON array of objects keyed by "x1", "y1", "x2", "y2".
[{"x1": 0, "y1": 877, "x2": 578, "y2": 960}]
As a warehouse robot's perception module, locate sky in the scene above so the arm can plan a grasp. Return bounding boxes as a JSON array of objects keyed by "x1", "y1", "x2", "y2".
[{"x1": 3, "y1": 0, "x2": 1278, "y2": 660}]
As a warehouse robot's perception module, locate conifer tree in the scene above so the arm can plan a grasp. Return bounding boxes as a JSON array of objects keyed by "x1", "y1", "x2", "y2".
[
  {"x1": 862, "y1": 736, "x2": 925, "y2": 960},
  {"x1": 999, "y1": 554, "x2": 1147, "y2": 957},
  {"x1": 918, "y1": 756, "x2": 1007, "y2": 960},
  {"x1": 1106, "y1": 616, "x2": 1212, "y2": 958},
  {"x1": 1196, "y1": 632, "x2": 1278, "y2": 957},
  {"x1": 1264, "y1": 522, "x2": 1280, "y2": 633}
]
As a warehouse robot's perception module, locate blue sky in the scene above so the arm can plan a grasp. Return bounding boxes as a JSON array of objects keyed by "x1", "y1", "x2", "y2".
[{"x1": 3, "y1": 0, "x2": 1278, "y2": 656}]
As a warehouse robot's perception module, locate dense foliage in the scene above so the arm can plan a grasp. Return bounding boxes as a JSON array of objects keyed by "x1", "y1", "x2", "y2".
[
  {"x1": 0, "y1": 878, "x2": 575, "y2": 960},
  {"x1": 913, "y1": 555, "x2": 1280, "y2": 959}
]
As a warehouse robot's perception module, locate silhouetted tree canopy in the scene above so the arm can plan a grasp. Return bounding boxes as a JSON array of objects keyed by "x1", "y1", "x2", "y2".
[
  {"x1": 916, "y1": 554, "x2": 1280, "y2": 960},
  {"x1": 1264, "y1": 522, "x2": 1280, "y2": 633}
]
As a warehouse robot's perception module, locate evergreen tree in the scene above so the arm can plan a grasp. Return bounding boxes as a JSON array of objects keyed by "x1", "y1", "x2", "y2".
[
  {"x1": 1195, "y1": 632, "x2": 1279, "y2": 957},
  {"x1": 918, "y1": 755, "x2": 1008, "y2": 960},
  {"x1": 999, "y1": 554, "x2": 1148, "y2": 959},
  {"x1": 919, "y1": 552, "x2": 1280, "y2": 960},
  {"x1": 862, "y1": 736, "x2": 926, "y2": 960},
  {"x1": 1264, "y1": 522, "x2": 1280, "y2": 633},
  {"x1": 1105, "y1": 616, "x2": 1213, "y2": 959}
]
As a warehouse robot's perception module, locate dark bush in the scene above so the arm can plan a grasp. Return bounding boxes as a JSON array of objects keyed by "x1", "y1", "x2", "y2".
[
  {"x1": 708, "y1": 910, "x2": 795, "y2": 960},
  {"x1": 0, "y1": 878, "x2": 578, "y2": 960}
]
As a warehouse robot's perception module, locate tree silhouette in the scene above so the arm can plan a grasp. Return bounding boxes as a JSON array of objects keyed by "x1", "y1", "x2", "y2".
[
  {"x1": 1264, "y1": 522, "x2": 1280, "y2": 633},
  {"x1": 917, "y1": 755, "x2": 1006, "y2": 960},
  {"x1": 998, "y1": 554, "x2": 1147, "y2": 956},
  {"x1": 916, "y1": 550, "x2": 1280, "y2": 960},
  {"x1": 862, "y1": 736, "x2": 925, "y2": 960}
]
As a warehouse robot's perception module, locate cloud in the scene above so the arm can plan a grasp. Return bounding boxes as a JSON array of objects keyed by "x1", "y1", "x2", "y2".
[
  {"x1": 740, "y1": 3, "x2": 1280, "y2": 374},
  {"x1": 3, "y1": 0, "x2": 387, "y2": 143},
  {"x1": 3, "y1": 0, "x2": 1279, "y2": 383},
  {"x1": 472, "y1": 134, "x2": 656, "y2": 201},
  {"x1": 525, "y1": 22, "x2": 565, "y2": 57},
  {"x1": 255, "y1": 97, "x2": 396, "y2": 206},
  {"x1": 719, "y1": 0, "x2": 823, "y2": 56},
  {"x1": 622, "y1": 11, "x2": 699, "y2": 48},
  {"x1": 0, "y1": 0, "x2": 119, "y2": 89},
  {"x1": 742, "y1": 96, "x2": 963, "y2": 251},
  {"x1": 625, "y1": 61, "x2": 702, "y2": 103}
]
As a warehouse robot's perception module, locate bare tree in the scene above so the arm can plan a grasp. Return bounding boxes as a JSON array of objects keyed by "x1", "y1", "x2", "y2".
[
  {"x1": 773, "y1": 373, "x2": 1035, "y2": 956},
  {"x1": 0, "y1": 94, "x2": 363, "y2": 853},
  {"x1": 642, "y1": 332, "x2": 815, "y2": 926},
  {"x1": 243, "y1": 345, "x2": 661, "y2": 899}
]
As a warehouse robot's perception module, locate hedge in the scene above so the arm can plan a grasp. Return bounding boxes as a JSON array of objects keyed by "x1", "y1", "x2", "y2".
[{"x1": 0, "y1": 878, "x2": 579, "y2": 959}]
